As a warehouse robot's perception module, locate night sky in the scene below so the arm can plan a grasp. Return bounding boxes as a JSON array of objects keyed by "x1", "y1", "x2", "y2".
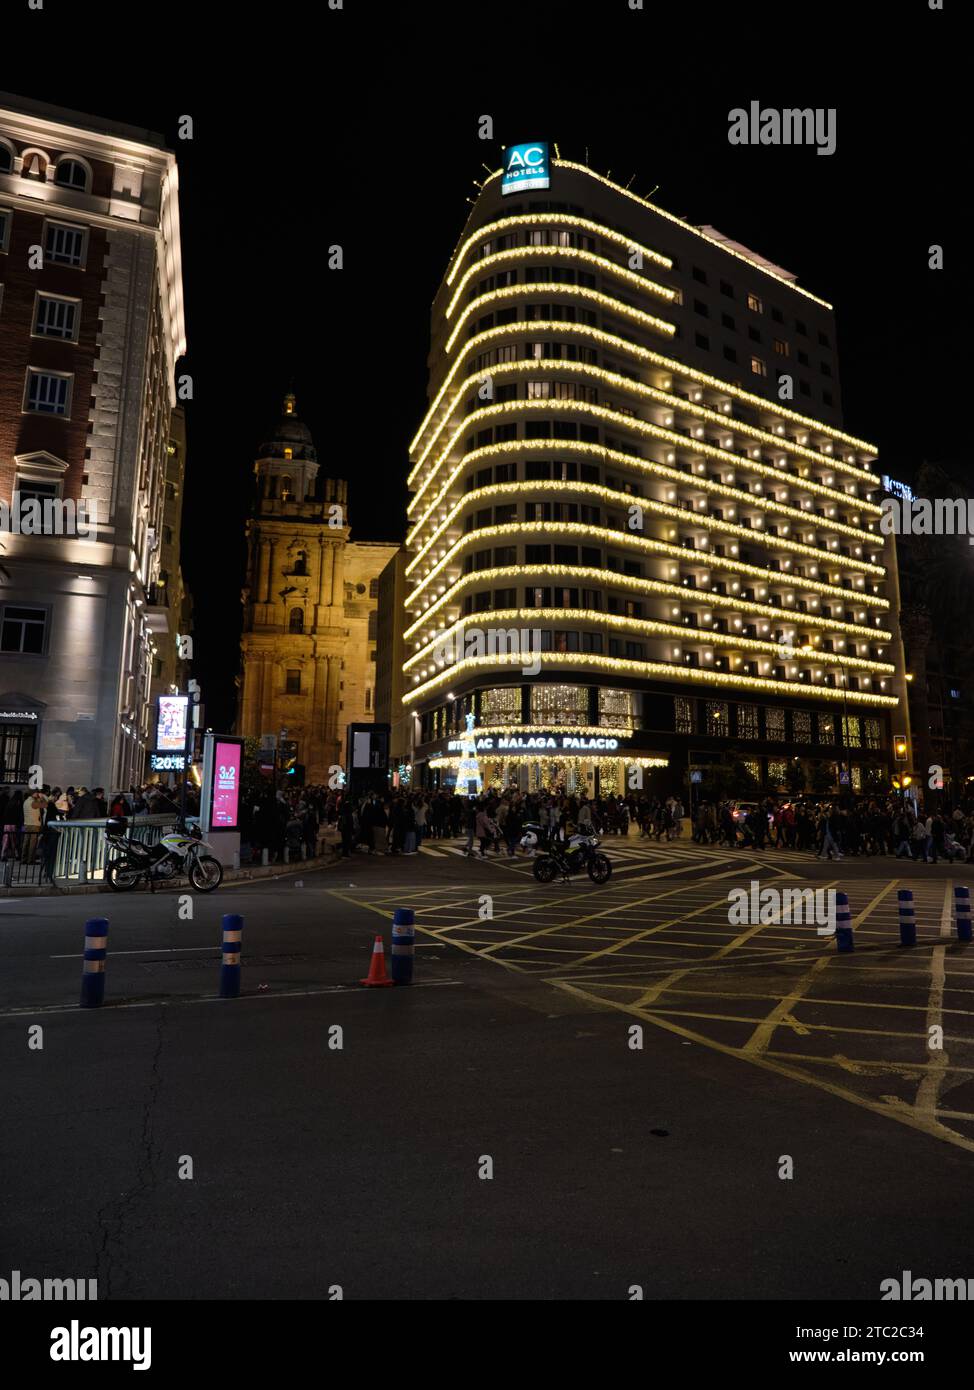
[{"x1": 6, "y1": 2, "x2": 971, "y2": 730}]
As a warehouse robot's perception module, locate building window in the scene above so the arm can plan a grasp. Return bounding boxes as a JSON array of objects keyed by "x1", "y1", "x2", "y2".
[
  {"x1": 774, "y1": 339, "x2": 789, "y2": 357},
  {"x1": 705, "y1": 701, "x2": 729, "y2": 737},
  {"x1": 767, "y1": 759, "x2": 787, "y2": 786},
  {"x1": 737, "y1": 703, "x2": 758, "y2": 738},
  {"x1": 864, "y1": 718, "x2": 882, "y2": 750},
  {"x1": 817, "y1": 713, "x2": 835, "y2": 744},
  {"x1": 365, "y1": 687, "x2": 372, "y2": 712},
  {"x1": 15, "y1": 472, "x2": 60, "y2": 506},
  {"x1": 747, "y1": 293, "x2": 763, "y2": 312},
  {"x1": 369, "y1": 577, "x2": 379, "y2": 597},
  {"x1": 288, "y1": 608, "x2": 304, "y2": 633},
  {"x1": 1, "y1": 605, "x2": 47, "y2": 654},
  {"x1": 24, "y1": 369, "x2": 72, "y2": 416},
  {"x1": 792, "y1": 710, "x2": 812, "y2": 742},
  {"x1": 480, "y1": 686, "x2": 522, "y2": 726},
  {"x1": 44, "y1": 221, "x2": 86, "y2": 268},
  {"x1": 674, "y1": 696, "x2": 694, "y2": 733},
  {"x1": 285, "y1": 669, "x2": 301, "y2": 695},
  {"x1": 368, "y1": 611, "x2": 377, "y2": 641},
  {"x1": 530, "y1": 683, "x2": 588, "y2": 725},
  {"x1": 1, "y1": 722, "x2": 37, "y2": 781},
  {"x1": 54, "y1": 158, "x2": 89, "y2": 191},
  {"x1": 599, "y1": 688, "x2": 632, "y2": 729},
  {"x1": 34, "y1": 293, "x2": 80, "y2": 341},
  {"x1": 841, "y1": 716, "x2": 862, "y2": 748},
  {"x1": 0, "y1": 207, "x2": 10, "y2": 253},
  {"x1": 0, "y1": 142, "x2": 12, "y2": 174},
  {"x1": 750, "y1": 357, "x2": 767, "y2": 378},
  {"x1": 765, "y1": 707, "x2": 786, "y2": 740}
]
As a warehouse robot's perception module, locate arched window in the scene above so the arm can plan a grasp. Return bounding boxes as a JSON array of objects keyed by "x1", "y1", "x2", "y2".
[
  {"x1": 288, "y1": 608, "x2": 304, "y2": 633},
  {"x1": 55, "y1": 158, "x2": 89, "y2": 191},
  {"x1": 280, "y1": 475, "x2": 293, "y2": 501},
  {"x1": 0, "y1": 141, "x2": 13, "y2": 174},
  {"x1": 293, "y1": 550, "x2": 308, "y2": 576}
]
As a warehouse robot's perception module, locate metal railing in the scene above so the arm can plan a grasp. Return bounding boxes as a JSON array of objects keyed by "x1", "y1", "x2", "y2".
[{"x1": 0, "y1": 815, "x2": 184, "y2": 889}]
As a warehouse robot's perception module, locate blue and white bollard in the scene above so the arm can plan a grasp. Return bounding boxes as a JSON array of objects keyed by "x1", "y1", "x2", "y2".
[
  {"x1": 220, "y1": 914, "x2": 243, "y2": 998},
  {"x1": 80, "y1": 917, "x2": 109, "y2": 1008},
  {"x1": 390, "y1": 908, "x2": 415, "y2": 986},
  {"x1": 835, "y1": 892, "x2": 854, "y2": 952},
  {"x1": 897, "y1": 888, "x2": 917, "y2": 947},
  {"x1": 955, "y1": 886, "x2": 972, "y2": 944}
]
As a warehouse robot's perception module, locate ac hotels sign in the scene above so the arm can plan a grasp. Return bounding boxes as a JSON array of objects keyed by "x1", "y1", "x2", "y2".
[{"x1": 501, "y1": 141, "x2": 550, "y2": 195}]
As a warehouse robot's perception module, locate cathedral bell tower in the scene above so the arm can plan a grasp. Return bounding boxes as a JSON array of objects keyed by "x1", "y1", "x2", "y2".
[{"x1": 237, "y1": 392, "x2": 350, "y2": 781}]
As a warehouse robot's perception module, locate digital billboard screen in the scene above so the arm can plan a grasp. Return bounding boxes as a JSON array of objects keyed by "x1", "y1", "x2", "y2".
[
  {"x1": 155, "y1": 694, "x2": 189, "y2": 753},
  {"x1": 211, "y1": 740, "x2": 242, "y2": 830}
]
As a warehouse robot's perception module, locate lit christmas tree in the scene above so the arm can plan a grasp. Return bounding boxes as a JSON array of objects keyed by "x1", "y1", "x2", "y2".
[{"x1": 456, "y1": 712, "x2": 482, "y2": 795}]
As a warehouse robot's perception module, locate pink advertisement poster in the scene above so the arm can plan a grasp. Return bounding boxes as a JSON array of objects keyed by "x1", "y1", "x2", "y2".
[{"x1": 212, "y1": 741, "x2": 241, "y2": 829}]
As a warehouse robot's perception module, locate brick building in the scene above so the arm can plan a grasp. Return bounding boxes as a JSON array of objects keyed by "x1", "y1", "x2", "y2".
[{"x1": 0, "y1": 94, "x2": 186, "y2": 791}]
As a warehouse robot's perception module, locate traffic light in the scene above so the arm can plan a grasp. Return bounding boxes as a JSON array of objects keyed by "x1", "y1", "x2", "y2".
[
  {"x1": 893, "y1": 735, "x2": 908, "y2": 762},
  {"x1": 280, "y1": 740, "x2": 298, "y2": 774}
]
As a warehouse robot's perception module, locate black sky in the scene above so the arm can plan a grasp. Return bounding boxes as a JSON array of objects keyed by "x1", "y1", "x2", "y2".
[{"x1": 4, "y1": 1, "x2": 971, "y2": 729}]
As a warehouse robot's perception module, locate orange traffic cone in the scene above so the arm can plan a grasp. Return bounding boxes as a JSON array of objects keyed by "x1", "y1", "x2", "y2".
[{"x1": 359, "y1": 934, "x2": 394, "y2": 987}]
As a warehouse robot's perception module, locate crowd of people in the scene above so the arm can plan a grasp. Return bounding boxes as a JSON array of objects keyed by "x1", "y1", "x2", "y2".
[
  {"x1": 244, "y1": 786, "x2": 974, "y2": 867},
  {"x1": 689, "y1": 796, "x2": 974, "y2": 862},
  {"x1": 5, "y1": 778, "x2": 974, "y2": 878}
]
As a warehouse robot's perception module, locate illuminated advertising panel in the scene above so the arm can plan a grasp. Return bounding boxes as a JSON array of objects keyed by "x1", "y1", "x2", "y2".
[
  {"x1": 155, "y1": 694, "x2": 189, "y2": 753},
  {"x1": 501, "y1": 141, "x2": 549, "y2": 195},
  {"x1": 211, "y1": 740, "x2": 242, "y2": 829}
]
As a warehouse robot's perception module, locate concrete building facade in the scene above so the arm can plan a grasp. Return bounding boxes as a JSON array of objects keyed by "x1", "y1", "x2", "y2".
[{"x1": 0, "y1": 94, "x2": 186, "y2": 791}]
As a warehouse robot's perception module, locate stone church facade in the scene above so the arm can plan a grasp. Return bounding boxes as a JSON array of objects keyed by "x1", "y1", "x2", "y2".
[{"x1": 237, "y1": 394, "x2": 396, "y2": 782}]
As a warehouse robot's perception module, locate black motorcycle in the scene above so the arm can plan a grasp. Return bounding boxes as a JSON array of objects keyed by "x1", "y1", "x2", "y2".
[{"x1": 520, "y1": 822, "x2": 612, "y2": 885}]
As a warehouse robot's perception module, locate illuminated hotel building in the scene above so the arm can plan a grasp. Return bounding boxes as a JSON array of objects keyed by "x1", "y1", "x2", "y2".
[{"x1": 404, "y1": 152, "x2": 910, "y2": 797}]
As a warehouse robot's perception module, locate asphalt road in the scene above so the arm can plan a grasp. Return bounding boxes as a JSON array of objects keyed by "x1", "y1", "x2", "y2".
[{"x1": 2, "y1": 838, "x2": 973, "y2": 1300}]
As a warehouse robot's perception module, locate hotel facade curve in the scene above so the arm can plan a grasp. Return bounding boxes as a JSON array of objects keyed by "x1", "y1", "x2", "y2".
[{"x1": 403, "y1": 157, "x2": 910, "y2": 799}]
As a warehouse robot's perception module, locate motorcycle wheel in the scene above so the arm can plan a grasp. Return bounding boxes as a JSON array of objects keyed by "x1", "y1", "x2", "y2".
[
  {"x1": 189, "y1": 855, "x2": 223, "y2": 892},
  {"x1": 587, "y1": 853, "x2": 612, "y2": 884},
  {"x1": 532, "y1": 856, "x2": 558, "y2": 884},
  {"x1": 106, "y1": 859, "x2": 140, "y2": 891}
]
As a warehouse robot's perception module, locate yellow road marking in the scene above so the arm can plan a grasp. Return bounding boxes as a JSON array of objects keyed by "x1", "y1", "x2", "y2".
[
  {"x1": 743, "y1": 880, "x2": 895, "y2": 1055},
  {"x1": 546, "y1": 976, "x2": 974, "y2": 1156}
]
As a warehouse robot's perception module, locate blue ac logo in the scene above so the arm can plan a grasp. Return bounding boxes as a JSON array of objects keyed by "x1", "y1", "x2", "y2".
[{"x1": 501, "y1": 141, "x2": 550, "y2": 196}]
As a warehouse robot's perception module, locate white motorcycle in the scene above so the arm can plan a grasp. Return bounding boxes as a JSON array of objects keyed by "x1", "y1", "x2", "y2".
[{"x1": 105, "y1": 816, "x2": 223, "y2": 893}]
